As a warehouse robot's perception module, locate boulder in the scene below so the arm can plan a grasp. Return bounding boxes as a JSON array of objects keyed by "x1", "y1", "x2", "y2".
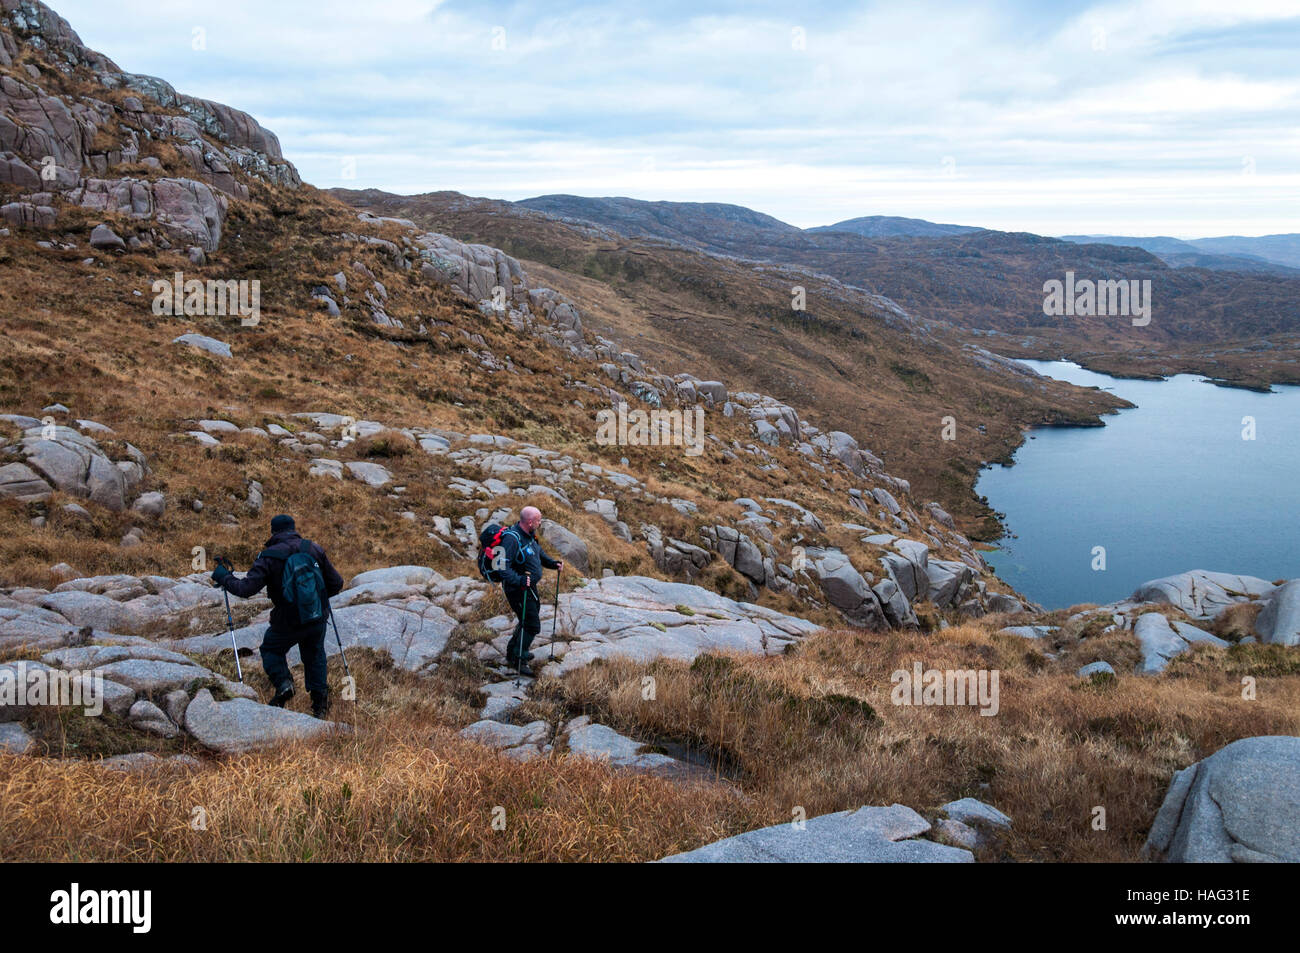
[
  {"x1": 1134, "y1": 613, "x2": 1187, "y2": 675},
  {"x1": 18, "y1": 425, "x2": 128, "y2": 511},
  {"x1": 1254, "y1": 579, "x2": 1300, "y2": 646},
  {"x1": 0, "y1": 722, "x2": 35, "y2": 754},
  {"x1": 1143, "y1": 736, "x2": 1300, "y2": 862},
  {"x1": 801, "y1": 547, "x2": 885, "y2": 628},
  {"x1": 184, "y1": 689, "x2": 341, "y2": 755},
  {"x1": 172, "y1": 334, "x2": 231, "y2": 359},
  {"x1": 940, "y1": 797, "x2": 1012, "y2": 830},
  {"x1": 88, "y1": 224, "x2": 126, "y2": 251},
  {"x1": 130, "y1": 491, "x2": 165, "y2": 518},
  {"x1": 565, "y1": 722, "x2": 679, "y2": 772},
  {"x1": 1076, "y1": 660, "x2": 1115, "y2": 678},
  {"x1": 344, "y1": 461, "x2": 392, "y2": 487},
  {"x1": 128, "y1": 699, "x2": 179, "y2": 738},
  {"x1": 659, "y1": 804, "x2": 972, "y2": 863},
  {"x1": 92, "y1": 658, "x2": 215, "y2": 693},
  {"x1": 0, "y1": 462, "x2": 53, "y2": 503},
  {"x1": 540, "y1": 520, "x2": 589, "y2": 575}
]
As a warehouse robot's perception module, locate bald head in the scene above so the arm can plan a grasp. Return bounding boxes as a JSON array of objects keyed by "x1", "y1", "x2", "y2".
[{"x1": 520, "y1": 506, "x2": 543, "y2": 532}]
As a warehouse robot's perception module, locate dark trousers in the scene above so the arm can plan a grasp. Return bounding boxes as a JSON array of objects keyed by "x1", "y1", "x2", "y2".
[
  {"x1": 260, "y1": 622, "x2": 328, "y2": 694},
  {"x1": 504, "y1": 586, "x2": 541, "y2": 659}
]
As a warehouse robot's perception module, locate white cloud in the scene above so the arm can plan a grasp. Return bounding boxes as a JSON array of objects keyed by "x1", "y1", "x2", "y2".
[{"x1": 49, "y1": 0, "x2": 1300, "y2": 236}]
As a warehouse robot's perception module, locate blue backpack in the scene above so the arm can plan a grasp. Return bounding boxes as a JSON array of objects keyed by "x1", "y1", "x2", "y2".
[{"x1": 272, "y1": 539, "x2": 328, "y2": 625}]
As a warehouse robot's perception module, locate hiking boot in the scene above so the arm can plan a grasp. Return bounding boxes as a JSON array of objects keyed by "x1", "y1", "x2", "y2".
[
  {"x1": 269, "y1": 683, "x2": 295, "y2": 707},
  {"x1": 310, "y1": 690, "x2": 330, "y2": 719}
]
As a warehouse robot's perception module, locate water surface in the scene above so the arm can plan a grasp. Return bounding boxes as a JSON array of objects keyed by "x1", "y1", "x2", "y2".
[{"x1": 976, "y1": 360, "x2": 1300, "y2": 609}]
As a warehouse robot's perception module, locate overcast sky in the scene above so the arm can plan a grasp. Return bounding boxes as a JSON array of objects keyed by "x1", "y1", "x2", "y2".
[{"x1": 52, "y1": 0, "x2": 1300, "y2": 237}]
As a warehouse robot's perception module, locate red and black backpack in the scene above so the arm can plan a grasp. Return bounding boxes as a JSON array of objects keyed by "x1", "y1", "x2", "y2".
[{"x1": 476, "y1": 523, "x2": 522, "y2": 582}]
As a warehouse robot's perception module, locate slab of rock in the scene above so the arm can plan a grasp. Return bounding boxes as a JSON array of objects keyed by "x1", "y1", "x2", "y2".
[
  {"x1": 0, "y1": 462, "x2": 53, "y2": 502},
  {"x1": 1254, "y1": 579, "x2": 1300, "y2": 646},
  {"x1": 89, "y1": 224, "x2": 126, "y2": 251},
  {"x1": 172, "y1": 334, "x2": 231, "y2": 359},
  {"x1": 0, "y1": 722, "x2": 34, "y2": 754},
  {"x1": 1131, "y1": 571, "x2": 1275, "y2": 621},
  {"x1": 185, "y1": 689, "x2": 341, "y2": 754},
  {"x1": 658, "y1": 804, "x2": 973, "y2": 863},
  {"x1": 1133, "y1": 612, "x2": 1226, "y2": 674},
  {"x1": 540, "y1": 520, "x2": 589, "y2": 575},
  {"x1": 459, "y1": 719, "x2": 549, "y2": 760},
  {"x1": 802, "y1": 547, "x2": 884, "y2": 628},
  {"x1": 1076, "y1": 660, "x2": 1115, "y2": 678},
  {"x1": 565, "y1": 722, "x2": 680, "y2": 772},
  {"x1": 92, "y1": 659, "x2": 215, "y2": 694},
  {"x1": 345, "y1": 461, "x2": 392, "y2": 487},
  {"x1": 165, "y1": 598, "x2": 456, "y2": 672},
  {"x1": 18, "y1": 425, "x2": 128, "y2": 511},
  {"x1": 528, "y1": 576, "x2": 821, "y2": 676},
  {"x1": 933, "y1": 818, "x2": 982, "y2": 849},
  {"x1": 1143, "y1": 736, "x2": 1300, "y2": 862},
  {"x1": 998, "y1": 625, "x2": 1056, "y2": 640},
  {"x1": 479, "y1": 681, "x2": 529, "y2": 722},
  {"x1": 941, "y1": 797, "x2": 1012, "y2": 830},
  {"x1": 128, "y1": 698, "x2": 179, "y2": 738}
]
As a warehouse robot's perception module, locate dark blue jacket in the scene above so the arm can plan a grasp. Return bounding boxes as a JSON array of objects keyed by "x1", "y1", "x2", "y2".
[
  {"x1": 498, "y1": 521, "x2": 558, "y2": 592},
  {"x1": 219, "y1": 530, "x2": 344, "y2": 632}
]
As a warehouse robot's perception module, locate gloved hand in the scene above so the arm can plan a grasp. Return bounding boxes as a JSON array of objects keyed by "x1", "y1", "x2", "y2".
[{"x1": 212, "y1": 562, "x2": 232, "y2": 586}]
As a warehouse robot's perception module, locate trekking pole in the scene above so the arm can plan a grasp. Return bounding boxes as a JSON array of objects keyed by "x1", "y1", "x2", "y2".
[
  {"x1": 550, "y1": 565, "x2": 561, "y2": 661},
  {"x1": 514, "y1": 576, "x2": 529, "y2": 686},
  {"x1": 329, "y1": 605, "x2": 351, "y2": 680},
  {"x1": 216, "y1": 557, "x2": 243, "y2": 683}
]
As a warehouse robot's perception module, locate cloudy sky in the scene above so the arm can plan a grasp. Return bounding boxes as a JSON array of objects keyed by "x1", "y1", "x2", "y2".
[{"x1": 53, "y1": 0, "x2": 1300, "y2": 236}]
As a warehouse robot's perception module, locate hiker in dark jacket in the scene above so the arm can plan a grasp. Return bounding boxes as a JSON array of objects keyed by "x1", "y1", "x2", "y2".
[
  {"x1": 212, "y1": 514, "x2": 344, "y2": 717},
  {"x1": 499, "y1": 506, "x2": 562, "y2": 666}
]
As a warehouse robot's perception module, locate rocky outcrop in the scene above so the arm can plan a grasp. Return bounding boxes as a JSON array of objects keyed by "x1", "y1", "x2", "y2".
[
  {"x1": 1134, "y1": 612, "x2": 1228, "y2": 675},
  {"x1": 1130, "y1": 571, "x2": 1275, "y2": 621},
  {"x1": 658, "y1": 804, "x2": 973, "y2": 863},
  {"x1": 472, "y1": 575, "x2": 820, "y2": 677},
  {"x1": 1, "y1": 0, "x2": 297, "y2": 249},
  {"x1": 1143, "y1": 736, "x2": 1300, "y2": 862},
  {"x1": 801, "y1": 547, "x2": 885, "y2": 628}
]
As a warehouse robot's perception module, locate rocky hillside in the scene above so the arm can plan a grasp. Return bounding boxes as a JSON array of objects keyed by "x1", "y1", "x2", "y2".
[
  {"x1": 332, "y1": 187, "x2": 1127, "y2": 532},
  {"x1": 1, "y1": 0, "x2": 1298, "y2": 864},
  {"x1": 419, "y1": 191, "x2": 1300, "y2": 390}
]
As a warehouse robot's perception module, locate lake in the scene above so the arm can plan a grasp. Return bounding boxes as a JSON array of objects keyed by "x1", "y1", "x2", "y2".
[{"x1": 976, "y1": 359, "x2": 1300, "y2": 610}]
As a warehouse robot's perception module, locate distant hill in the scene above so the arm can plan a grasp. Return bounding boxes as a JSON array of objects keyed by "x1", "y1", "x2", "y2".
[
  {"x1": 1190, "y1": 234, "x2": 1300, "y2": 270},
  {"x1": 516, "y1": 194, "x2": 806, "y2": 256},
  {"x1": 1062, "y1": 234, "x2": 1300, "y2": 275},
  {"x1": 810, "y1": 215, "x2": 982, "y2": 238}
]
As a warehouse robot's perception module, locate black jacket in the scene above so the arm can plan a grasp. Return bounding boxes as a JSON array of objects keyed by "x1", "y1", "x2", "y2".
[
  {"x1": 498, "y1": 521, "x2": 558, "y2": 592},
  {"x1": 219, "y1": 530, "x2": 344, "y2": 631}
]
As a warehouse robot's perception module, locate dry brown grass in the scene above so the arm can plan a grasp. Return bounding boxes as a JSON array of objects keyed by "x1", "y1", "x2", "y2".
[
  {"x1": 0, "y1": 717, "x2": 756, "y2": 862},
  {"x1": 2, "y1": 613, "x2": 1296, "y2": 862},
  {"x1": 536, "y1": 625, "x2": 1300, "y2": 861}
]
